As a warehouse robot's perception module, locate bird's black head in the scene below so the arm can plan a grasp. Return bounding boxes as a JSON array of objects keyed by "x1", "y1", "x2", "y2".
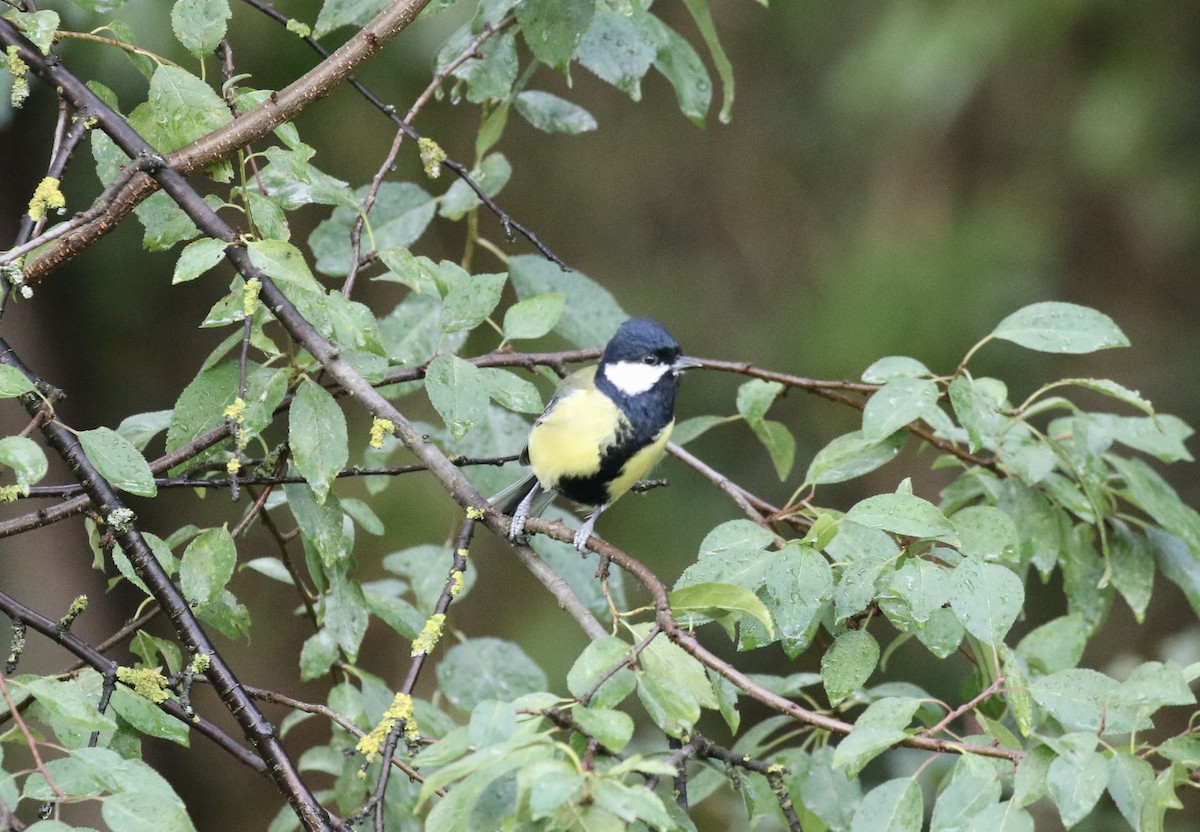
[
  {"x1": 601, "y1": 317, "x2": 683, "y2": 367},
  {"x1": 596, "y1": 318, "x2": 699, "y2": 414}
]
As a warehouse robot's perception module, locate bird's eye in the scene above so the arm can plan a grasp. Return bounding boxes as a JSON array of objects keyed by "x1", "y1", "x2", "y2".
[{"x1": 642, "y1": 354, "x2": 659, "y2": 365}]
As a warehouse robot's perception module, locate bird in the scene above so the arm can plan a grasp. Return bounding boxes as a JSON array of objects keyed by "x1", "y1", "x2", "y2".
[{"x1": 491, "y1": 317, "x2": 701, "y2": 553}]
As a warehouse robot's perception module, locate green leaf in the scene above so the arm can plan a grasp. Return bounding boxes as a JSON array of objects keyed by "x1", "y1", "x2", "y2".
[
  {"x1": 1106, "y1": 752, "x2": 1155, "y2": 831},
  {"x1": 143, "y1": 65, "x2": 231, "y2": 152},
  {"x1": 677, "y1": 532, "x2": 831, "y2": 655},
  {"x1": 179, "y1": 526, "x2": 236, "y2": 605},
  {"x1": 439, "y1": 154, "x2": 512, "y2": 220},
  {"x1": 952, "y1": 505, "x2": 1019, "y2": 561},
  {"x1": 929, "y1": 773, "x2": 1001, "y2": 832},
  {"x1": 636, "y1": 671, "x2": 698, "y2": 738},
  {"x1": 967, "y1": 801, "x2": 1033, "y2": 832},
  {"x1": 806, "y1": 429, "x2": 906, "y2": 485},
  {"x1": 425, "y1": 354, "x2": 489, "y2": 440},
  {"x1": 435, "y1": 638, "x2": 547, "y2": 712},
  {"x1": 116, "y1": 410, "x2": 172, "y2": 451},
  {"x1": 948, "y1": 558, "x2": 1023, "y2": 644},
  {"x1": 736, "y1": 379, "x2": 782, "y2": 424},
  {"x1": 477, "y1": 368, "x2": 542, "y2": 414},
  {"x1": 1016, "y1": 614, "x2": 1086, "y2": 675},
  {"x1": 822, "y1": 629, "x2": 879, "y2": 706},
  {"x1": 110, "y1": 686, "x2": 189, "y2": 746},
  {"x1": 0, "y1": 364, "x2": 36, "y2": 397},
  {"x1": 447, "y1": 27, "x2": 518, "y2": 103},
  {"x1": 833, "y1": 697, "x2": 919, "y2": 777},
  {"x1": 378, "y1": 290, "x2": 468, "y2": 369},
  {"x1": 285, "y1": 484, "x2": 349, "y2": 570},
  {"x1": 77, "y1": 427, "x2": 157, "y2": 497},
  {"x1": 949, "y1": 375, "x2": 1008, "y2": 452},
  {"x1": 566, "y1": 636, "x2": 637, "y2": 709},
  {"x1": 516, "y1": 0, "x2": 593, "y2": 69},
  {"x1": 439, "y1": 267, "x2": 507, "y2": 332},
  {"x1": 288, "y1": 377, "x2": 348, "y2": 504},
  {"x1": 990, "y1": 302, "x2": 1129, "y2": 354},
  {"x1": 1047, "y1": 740, "x2": 1107, "y2": 827},
  {"x1": 834, "y1": 556, "x2": 892, "y2": 625},
  {"x1": 23, "y1": 677, "x2": 117, "y2": 734},
  {"x1": 879, "y1": 557, "x2": 950, "y2": 628},
  {"x1": 299, "y1": 630, "x2": 338, "y2": 681},
  {"x1": 846, "y1": 491, "x2": 960, "y2": 544},
  {"x1": 671, "y1": 414, "x2": 727, "y2": 446},
  {"x1": 514, "y1": 91, "x2": 597, "y2": 134},
  {"x1": 576, "y1": 6, "x2": 660, "y2": 100},
  {"x1": 571, "y1": 706, "x2": 634, "y2": 753},
  {"x1": 1112, "y1": 455, "x2": 1200, "y2": 556},
  {"x1": 10, "y1": 10, "x2": 59, "y2": 54},
  {"x1": 313, "y1": 0, "x2": 389, "y2": 37},
  {"x1": 591, "y1": 779, "x2": 672, "y2": 829},
  {"x1": 0, "y1": 436, "x2": 48, "y2": 492},
  {"x1": 509, "y1": 255, "x2": 626, "y2": 348},
  {"x1": 309, "y1": 182, "x2": 435, "y2": 276},
  {"x1": 851, "y1": 777, "x2": 923, "y2": 832},
  {"x1": 751, "y1": 418, "x2": 795, "y2": 480},
  {"x1": 503, "y1": 293, "x2": 565, "y2": 341},
  {"x1": 171, "y1": 0, "x2": 231, "y2": 56},
  {"x1": 1028, "y1": 670, "x2": 1141, "y2": 734},
  {"x1": 631, "y1": 622, "x2": 718, "y2": 710},
  {"x1": 670, "y1": 581, "x2": 774, "y2": 640},
  {"x1": 1093, "y1": 414, "x2": 1193, "y2": 463},
  {"x1": 651, "y1": 18, "x2": 713, "y2": 126},
  {"x1": 324, "y1": 575, "x2": 369, "y2": 662},
  {"x1": 862, "y1": 356, "x2": 932, "y2": 383},
  {"x1": 862, "y1": 378, "x2": 939, "y2": 441},
  {"x1": 681, "y1": 0, "x2": 735, "y2": 122}
]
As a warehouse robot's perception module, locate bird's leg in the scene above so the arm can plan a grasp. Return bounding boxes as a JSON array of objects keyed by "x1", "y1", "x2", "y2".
[
  {"x1": 573, "y1": 505, "x2": 606, "y2": 554},
  {"x1": 509, "y1": 482, "x2": 540, "y2": 541}
]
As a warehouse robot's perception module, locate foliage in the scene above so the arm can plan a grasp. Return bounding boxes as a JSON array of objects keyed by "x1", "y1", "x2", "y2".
[{"x1": 0, "y1": 1, "x2": 1198, "y2": 831}]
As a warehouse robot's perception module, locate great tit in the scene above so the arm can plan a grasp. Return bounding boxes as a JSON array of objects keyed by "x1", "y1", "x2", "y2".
[{"x1": 492, "y1": 317, "x2": 701, "y2": 552}]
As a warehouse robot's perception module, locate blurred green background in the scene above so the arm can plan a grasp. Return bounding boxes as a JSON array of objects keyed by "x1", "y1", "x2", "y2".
[{"x1": 2, "y1": 0, "x2": 1199, "y2": 828}]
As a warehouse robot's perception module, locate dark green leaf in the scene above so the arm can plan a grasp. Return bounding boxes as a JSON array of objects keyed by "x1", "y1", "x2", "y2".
[
  {"x1": 862, "y1": 356, "x2": 932, "y2": 383},
  {"x1": 171, "y1": 0, "x2": 231, "y2": 56},
  {"x1": 309, "y1": 182, "x2": 435, "y2": 276},
  {"x1": 289, "y1": 377, "x2": 348, "y2": 504},
  {"x1": 324, "y1": 576, "x2": 369, "y2": 663},
  {"x1": 116, "y1": 410, "x2": 172, "y2": 451},
  {"x1": 576, "y1": 6, "x2": 661, "y2": 100},
  {"x1": 851, "y1": 778, "x2": 923, "y2": 832},
  {"x1": 0, "y1": 436, "x2": 48, "y2": 492},
  {"x1": 567, "y1": 636, "x2": 637, "y2": 709},
  {"x1": 1047, "y1": 740, "x2": 1107, "y2": 827},
  {"x1": 179, "y1": 526, "x2": 236, "y2": 605},
  {"x1": 806, "y1": 429, "x2": 906, "y2": 485},
  {"x1": 636, "y1": 671, "x2": 698, "y2": 739},
  {"x1": 439, "y1": 154, "x2": 513, "y2": 220},
  {"x1": 502, "y1": 293, "x2": 564, "y2": 340},
  {"x1": 435, "y1": 638, "x2": 547, "y2": 712},
  {"x1": 1016, "y1": 614, "x2": 1086, "y2": 675},
  {"x1": 143, "y1": 65, "x2": 231, "y2": 151},
  {"x1": 285, "y1": 484, "x2": 349, "y2": 570},
  {"x1": 948, "y1": 557, "x2": 1023, "y2": 644},
  {"x1": 313, "y1": 0, "x2": 389, "y2": 37},
  {"x1": 571, "y1": 706, "x2": 634, "y2": 753},
  {"x1": 846, "y1": 491, "x2": 960, "y2": 543},
  {"x1": 670, "y1": 581, "x2": 774, "y2": 639},
  {"x1": 680, "y1": 0, "x2": 735, "y2": 122},
  {"x1": 517, "y1": 0, "x2": 593, "y2": 69},
  {"x1": 862, "y1": 378, "x2": 939, "y2": 441},
  {"x1": 651, "y1": 18, "x2": 712, "y2": 126},
  {"x1": 990, "y1": 302, "x2": 1129, "y2": 353},
  {"x1": 77, "y1": 427, "x2": 157, "y2": 497},
  {"x1": 514, "y1": 92, "x2": 597, "y2": 134},
  {"x1": 439, "y1": 266, "x2": 507, "y2": 332},
  {"x1": 833, "y1": 697, "x2": 919, "y2": 777},
  {"x1": 952, "y1": 505, "x2": 1019, "y2": 561},
  {"x1": 425, "y1": 354, "x2": 489, "y2": 440},
  {"x1": 0, "y1": 365, "x2": 35, "y2": 397},
  {"x1": 822, "y1": 629, "x2": 879, "y2": 706},
  {"x1": 509, "y1": 255, "x2": 626, "y2": 348}
]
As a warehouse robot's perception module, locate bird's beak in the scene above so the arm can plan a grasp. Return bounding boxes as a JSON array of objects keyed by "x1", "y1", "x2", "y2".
[{"x1": 673, "y1": 356, "x2": 703, "y2": 373}]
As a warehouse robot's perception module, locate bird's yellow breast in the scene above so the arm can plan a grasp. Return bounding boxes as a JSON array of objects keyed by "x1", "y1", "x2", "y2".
[{"x1": 526, "y1": 380, "x2": 674, "y2": 505}]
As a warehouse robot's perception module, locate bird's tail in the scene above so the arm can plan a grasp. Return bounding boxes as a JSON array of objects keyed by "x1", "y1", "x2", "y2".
[{"x1": 488, "y1": 473, "x2": 555, "y2": 518}]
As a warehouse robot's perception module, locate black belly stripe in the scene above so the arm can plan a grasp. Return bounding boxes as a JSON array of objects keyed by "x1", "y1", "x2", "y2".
[{"x1": 556, "y1": 422, "x2": 660, "y2": 507}]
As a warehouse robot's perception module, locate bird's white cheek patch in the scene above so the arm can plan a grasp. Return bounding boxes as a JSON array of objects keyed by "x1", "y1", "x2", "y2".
[{"x1": 603, "y1": 361, "x2": 670, "y2": 396}]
